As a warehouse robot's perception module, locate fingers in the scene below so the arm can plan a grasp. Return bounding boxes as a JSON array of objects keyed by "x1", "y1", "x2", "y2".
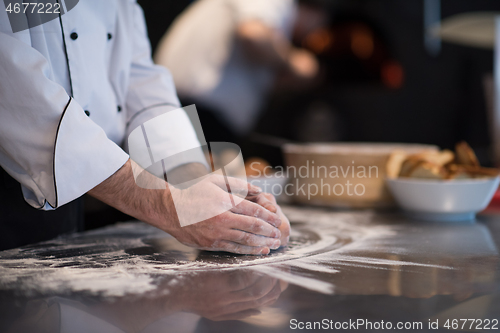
[
  {"x1": 245, "y1": 192, "x2": 291, "y2": 247},
  {"x1": 209, "y1": 174, "x2": 262, "y2": 196},
  {"x1": 226, "y1": 230, "x2": 281, "y2": 249},
  {"x1": 277, "y1": 207, "x2": 291, "y2": 246},
  {"x1": 261, "y1": 192, "x2": 277, "y2": 204},
  {"x1": 227, "y1": 213, "x2": 280, "y2": 238},
  {"x1": 231, "y1": 199, "x2": 281, "y2": 228},
  {"x1": 247, "y1": 193, "x2": 277, "y2": 213},
  {"x1": 210, "y1": 240, "x2": 271, "y2": 255}
]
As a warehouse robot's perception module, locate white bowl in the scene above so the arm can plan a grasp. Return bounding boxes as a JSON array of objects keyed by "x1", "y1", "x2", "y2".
[{"x1": 386, "y1": 177, "x2": 500, "y2": 221}]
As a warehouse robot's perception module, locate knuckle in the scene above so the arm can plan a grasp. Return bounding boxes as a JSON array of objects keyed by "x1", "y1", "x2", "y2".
[
  {"x1": 246, "y1": 234, "x2": 259, "y2": 246},
  {"x1": 217, "y1": 211, "x2": 231, "y2": 222},
  {"x1": 263, "y1": 192, "x2": 275, "y2": 201},
  {"x1": 230, "y1": 244, "x2": 246, "y2": 254},
  {"x1": 243, "y1": 233, "x2": 258, "y2": 246},
  {"x1": 259, "y1": 195, "x2": 270, "y2": 204},
  {"x1": 236, "y1": 231, "x2": 247, "y2": 242},
  {"x1": 252, "y1": 206, "x2": 261, "y2": 217},
  {"x1": 254, "y1": 193, "x2": 265, "y2": 201},
  {"x1": 223, "y1": 241, "x2": 236, "y2": 251},
  {"x1": 234, "y1": 200, "x2": 246, "y2": 211},
  {"x1": 254, "y1": 246, "x2": 269, "y2": 255},
  {"x1": 250, "y1": 219, "x2": 265, "y2": 234}
]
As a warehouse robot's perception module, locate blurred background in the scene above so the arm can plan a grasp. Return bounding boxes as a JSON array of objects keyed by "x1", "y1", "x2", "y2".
[
  {"x1": 86, "y1": 0, "x2": 500, "y2": 227},
  {"x1": 139, "y1": 0, "x2": 500, "y2": 165}
]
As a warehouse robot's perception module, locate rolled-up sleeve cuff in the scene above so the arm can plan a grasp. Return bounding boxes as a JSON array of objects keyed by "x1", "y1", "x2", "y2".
[
  {"x1": 126, "y1": 103, "x2": 181, "y2": 140},
  {"x1": 23, "y1": 99, "x2": 130, "y2": 210},
  {"x1": 126, "y1": 104, "x2": 208, "y2": 174}
]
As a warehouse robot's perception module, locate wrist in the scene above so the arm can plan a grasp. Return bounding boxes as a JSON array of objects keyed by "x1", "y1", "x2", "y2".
[{"x1": 151, "y1": 186, "x2": 181, "y2": 236}]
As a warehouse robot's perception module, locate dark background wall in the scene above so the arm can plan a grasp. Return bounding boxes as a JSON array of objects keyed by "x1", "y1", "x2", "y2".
[
  {"x1": 137, "y1": 0, "x2": 193, "y2": 52},
  {"x1": 137, "y1": 0, "x2": 500, "y2": 166}
]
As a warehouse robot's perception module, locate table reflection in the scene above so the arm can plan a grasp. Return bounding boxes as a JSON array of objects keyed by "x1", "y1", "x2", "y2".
[
  {"x1": 1, "y1": 208, "x2": 499, "y2": 333},
  {"x1": 318, "y1": 222, "x2": 499, "y2": 300},
  {"x1": 4, "y1": 269, "x2": 288, "y2": 333}
]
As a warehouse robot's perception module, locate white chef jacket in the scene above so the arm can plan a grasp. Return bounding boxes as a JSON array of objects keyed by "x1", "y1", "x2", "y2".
[{"x1": 0, "y1": 0, "x2": 205, "y2": 210}]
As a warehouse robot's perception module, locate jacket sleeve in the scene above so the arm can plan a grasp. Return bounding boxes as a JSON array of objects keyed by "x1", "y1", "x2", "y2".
[
  {"x1": 0, "y1": 31, "x2": 129, "y2": 210},
  {"x1": 125, "y1": 2, "x2": 208, "y2": 173}
]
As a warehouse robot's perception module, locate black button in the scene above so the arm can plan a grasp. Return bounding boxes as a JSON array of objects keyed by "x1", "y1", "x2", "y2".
[
  {"x1": 70, "y1": 32, "x2": 78, "y2": 40},
  {"x1": 117, "y1": 105, "x2": 122, "y2": 112},
  {"x1": 84, "y1": 110, "x2": 90, "y2": 116},
  {"x1": 108, "y1": 33, "x2": 113, "y2": 40}
]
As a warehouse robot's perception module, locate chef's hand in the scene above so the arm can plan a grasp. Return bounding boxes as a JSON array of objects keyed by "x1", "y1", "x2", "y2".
[
  {"x1": 166, "y1": 174, "x2": 283, "y2": 255},
  {"x1": 288, "y1": 48, "x2": 319, "y2": 79},
  {"x1": 89, "y1": 160, "x2": 288, "y2": 256},
  {"x1": 247, "y1": 192, "x2": 290, "y2": 246}
]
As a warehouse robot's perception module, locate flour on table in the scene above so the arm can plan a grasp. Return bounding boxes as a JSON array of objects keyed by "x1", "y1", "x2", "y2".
[{"x1": 0, "y1": 206, "x2": 456, "y2": 297}]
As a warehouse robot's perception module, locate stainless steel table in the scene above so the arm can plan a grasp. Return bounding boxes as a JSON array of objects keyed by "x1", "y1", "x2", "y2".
[{"x1": 0, "y1": 206, "x2": 499, "y2": 332}]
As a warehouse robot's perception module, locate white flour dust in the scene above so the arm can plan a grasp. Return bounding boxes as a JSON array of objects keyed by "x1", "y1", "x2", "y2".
[{"x1": 0, "y1": 206, "x2": 456, "y2": 297}]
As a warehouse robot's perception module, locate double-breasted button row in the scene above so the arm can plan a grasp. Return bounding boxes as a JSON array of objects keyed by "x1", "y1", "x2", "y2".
[
  {"x1": 84, "y1": 106, "x2": 121, "y2": 117},
  {"x1": 70, "y1": 32, "x2": 113, "y2": 41}
]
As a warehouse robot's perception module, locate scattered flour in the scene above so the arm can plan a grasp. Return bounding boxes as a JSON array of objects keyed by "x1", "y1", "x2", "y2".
[{"x1": 0, "y1": 206, "x2": 457, "y2": 297}]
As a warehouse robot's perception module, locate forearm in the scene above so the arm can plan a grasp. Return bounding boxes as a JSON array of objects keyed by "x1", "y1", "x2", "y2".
[
  {"x1": 88, "y1": 159, "x2": 289, "y2": 255},
  {"x1": 88, "y1": 159, "x2": 177, "y2": 232}
]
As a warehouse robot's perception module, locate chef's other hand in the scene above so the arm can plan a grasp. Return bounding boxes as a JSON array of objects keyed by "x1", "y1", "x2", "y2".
[
  {"x1": 166, "y1": 174, "x2": 283, "y2": 255},
  {"x1": 288, "y1": 48, "x2": 319, "y2": 79},
  {"x1": 89, "y1": 161, "x2": 284, "y2": 256},
  {"x1": 247, "y1": 192, "x2": 290, "y2": 247}
]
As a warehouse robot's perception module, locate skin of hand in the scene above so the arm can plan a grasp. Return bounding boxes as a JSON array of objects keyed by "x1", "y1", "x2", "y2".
[
  {"x1": 237, "y1": 19, "x2": 320, "y2": 93},
  {"x1": 166, "y1": 173, "x2": 283, "y2": 255},
  {"x1": 287, "y1": 48, "x2": 319, "y2": 79},
  {"x1": 237, "y1": 20, "x2": 290, "y2": 68},
  {"x1": 89, "y1": 159, "x2": 289, "y2": 255},
  {"x1": 166, "y1": 161, "x2": 290, "y2": 247},
  {"x1": 247, "y1": 192, "x2": 290, "y2": 246},
  {"x1": 237, "y1": 20, "x2": 318, "y2": 79}
]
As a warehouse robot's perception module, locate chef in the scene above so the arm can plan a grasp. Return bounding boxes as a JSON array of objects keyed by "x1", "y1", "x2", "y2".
[
  {"x1": 0, "y1": 0, "x2": 289, "y2": 253},
  {"x1": 155, "y1": 0, "x2": 325, "y2": 143}
]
